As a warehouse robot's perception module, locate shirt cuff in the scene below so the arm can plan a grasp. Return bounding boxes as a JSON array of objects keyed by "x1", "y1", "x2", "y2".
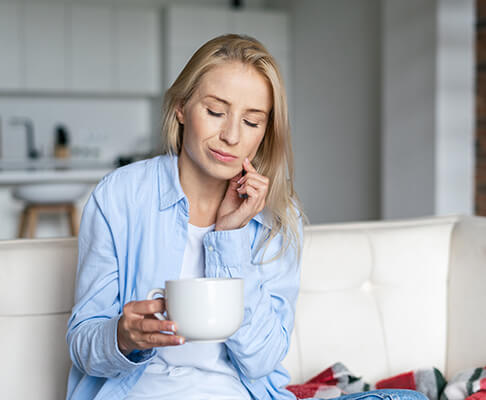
[
  {"x1": 109, "y1": 314, "x2": 156, "y2": 369},
  {"x1": 203, "y1": 224, "x2": 252, "y2": 276}
]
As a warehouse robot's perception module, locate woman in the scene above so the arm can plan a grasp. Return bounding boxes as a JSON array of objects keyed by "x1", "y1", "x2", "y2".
[
  {"x1": 66, "y1": 33, "x2": 304, "y2": 400},
  {"x1": 65, "y1": 34, "x2": 426, "y2": 400}
]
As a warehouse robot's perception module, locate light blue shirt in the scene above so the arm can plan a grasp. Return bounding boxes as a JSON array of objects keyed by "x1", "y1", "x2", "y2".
[
  {"x1": 66, "y1": 154, "x2": 303, "y2": 400},
  {"x1": 126, "y1": 222, "x2": 251, "y2": 399}
]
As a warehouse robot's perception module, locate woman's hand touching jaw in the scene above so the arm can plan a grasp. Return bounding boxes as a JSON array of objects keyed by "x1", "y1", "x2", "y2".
[{"x1": 214, "y1": 157, "x2": 269, "y2": 231}]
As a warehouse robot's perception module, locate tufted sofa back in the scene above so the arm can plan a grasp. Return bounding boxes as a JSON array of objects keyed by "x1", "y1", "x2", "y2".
[{"x1": 282, "y1": 214, "x2": 486, "y2": 385}]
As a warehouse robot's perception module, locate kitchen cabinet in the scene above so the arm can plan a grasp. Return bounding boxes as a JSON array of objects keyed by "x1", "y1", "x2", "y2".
[
  {"x1": 166, "y1": 6, "x2": 230, "y2": 87},
  {"x1": 24, "y1": 2, "x2": 66, "y2": 91},
  {"x1": 0, "y1": 2, "x2": 160, "y2": 95},
  {"x1": 167, "y1": 6, "x2": 230, "y2": 54},
  {"x1": 165, "y1": 6, "x2": 291, "y2": 112},
  {"x1": 115, "y1": 7, "x2": 161, "y2": 95},
  {"x1": 70, "y1": 4, "x2": 113, "y2": 92},
  {"x1": 0, "y1": 1, "x2": 22, "y2": 90},
  {"x1": 232, "y1": 10, "x2": 288, "y2": 54},
  {"x1": 232, "y1": 10, "x2": 291, "y2": 111}
]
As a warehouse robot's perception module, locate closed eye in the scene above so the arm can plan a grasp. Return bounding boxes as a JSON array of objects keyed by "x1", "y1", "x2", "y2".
[
  {"x1": 207, "y1": 108, "x2": 224, "y2": 117},
  {"x1": 207, "y1": 108, "x2": 259, "y2": 128},
  {"x1": 244, "y1": 120, "x2": 258, "y2": 128}
]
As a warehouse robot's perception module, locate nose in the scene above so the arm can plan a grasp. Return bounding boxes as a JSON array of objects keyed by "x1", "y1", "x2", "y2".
[{"x1": 219, "y1": 114, "x2": 240, "y2": 146}]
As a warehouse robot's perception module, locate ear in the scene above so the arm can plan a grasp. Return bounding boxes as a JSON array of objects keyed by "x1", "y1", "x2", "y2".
[{"x1": 175, "y1": 102, "x2": 184, "y2": 125}]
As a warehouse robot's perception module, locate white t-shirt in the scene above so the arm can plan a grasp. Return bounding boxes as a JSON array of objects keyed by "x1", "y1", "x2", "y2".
[{"x1": 125, "y1": 222, "x2": 251, "y2": 400}]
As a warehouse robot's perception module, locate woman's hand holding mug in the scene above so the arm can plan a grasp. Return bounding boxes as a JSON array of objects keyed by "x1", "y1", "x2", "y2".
[
  {"x1": 117, "y1": 298, "x2": 185, "y2": 356},
  {"x1": 215, "y1": 157, "x2": 269, "y2": 232}
]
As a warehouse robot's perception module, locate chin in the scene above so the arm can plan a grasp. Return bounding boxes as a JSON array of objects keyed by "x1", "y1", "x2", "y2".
[{"x1": 205, "y1": 162, "x2": 239, "y2": 181}]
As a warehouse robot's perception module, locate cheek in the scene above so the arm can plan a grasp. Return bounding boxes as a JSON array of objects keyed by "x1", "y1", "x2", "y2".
[
  {"x1": 184, "y1": 113, "x2": 215, "y2": 147},
  {"x1": 246, "y1": 132, "x2": 266, "y2": 158},
  {"x1": 191, "y1": 110, "x2": 221, "y2": 140}
]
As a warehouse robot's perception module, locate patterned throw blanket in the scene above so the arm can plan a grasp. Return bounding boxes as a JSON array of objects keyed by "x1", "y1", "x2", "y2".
[{"x1": 286, "y1": 363, "x2": 486, "y2": 400}]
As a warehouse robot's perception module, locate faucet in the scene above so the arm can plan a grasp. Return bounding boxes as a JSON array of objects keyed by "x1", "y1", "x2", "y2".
[{"x1": 9, "y1": 117, "x2": 40, "y2": 159}]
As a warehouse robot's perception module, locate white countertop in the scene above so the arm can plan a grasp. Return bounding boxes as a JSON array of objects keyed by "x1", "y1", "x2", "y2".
[
  {"x1": 0, "y1": 168, "x2": 113, "y2": 185},
  {"x1": 0, "y1": 158, "x2": 115, "y2": 186}
]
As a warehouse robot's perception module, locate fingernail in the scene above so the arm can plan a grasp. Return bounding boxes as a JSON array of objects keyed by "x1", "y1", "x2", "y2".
[
  {"x1": 245, "y1": 157, "x2": 249, "y2": 164},
  {"x1": 179, "y1": 337, "x2": 185, "y2": 345},
  {"x1": 171, "y1": 324, "x2": 176, "y2": 332},
  {"x1": 237, "y1": 177, "x2": 243, "y2": 184}
]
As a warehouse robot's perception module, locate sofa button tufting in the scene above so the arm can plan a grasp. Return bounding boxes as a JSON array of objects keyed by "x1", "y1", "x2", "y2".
[{"x1": 360, "y1": 280, "x2": 373, "y2": 292}]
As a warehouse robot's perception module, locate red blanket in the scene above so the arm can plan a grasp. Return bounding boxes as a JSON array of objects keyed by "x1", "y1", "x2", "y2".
[{"x1": 286, "y1": 363, "x2": 486, "y2": 400}]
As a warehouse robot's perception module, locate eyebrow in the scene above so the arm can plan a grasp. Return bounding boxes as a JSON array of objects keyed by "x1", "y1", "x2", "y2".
[{"x1": 204, "y1": 94, "x2": 268, "y2": 116}]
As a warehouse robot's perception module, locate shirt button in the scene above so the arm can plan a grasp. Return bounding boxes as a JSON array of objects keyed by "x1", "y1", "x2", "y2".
[{"x1": 208, "y1": 245, "x2": 214, "y2": 252}]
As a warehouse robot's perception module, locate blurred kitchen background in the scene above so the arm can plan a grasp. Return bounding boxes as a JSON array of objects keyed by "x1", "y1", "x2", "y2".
[{"x1": 0, "y1": 0, "x2": 479, "y2": 239}]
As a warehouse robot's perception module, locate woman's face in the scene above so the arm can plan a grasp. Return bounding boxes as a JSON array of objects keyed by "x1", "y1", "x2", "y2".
[{"x1": 176, "y1": 62, "x2": 273, "y2": 181}]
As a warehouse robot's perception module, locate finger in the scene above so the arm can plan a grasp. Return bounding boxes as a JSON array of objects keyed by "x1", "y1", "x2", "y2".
[
  {"x1": 237, "y1": 179, "x2": 268, "y2": 198},
  {"x1": 238, "y1": 171, "x2": 268, "y2": 186},
  {"x1": 141, "y1": 332, "x2": 185, "y2": 348},
  {"x1": 144, "y1": 313, "x2": 166, "y2": 320},
  {"x1": 239, "y1": 175, "x2": 269, "y2": 190},
  {"x1": 239, "y1": 184, "x2": 267, "y2": 213},
  {"x1": 237, "y1": 185, "x2": 258, "y2": 200},
  {"x1": 224, "y1": 180, "x2": 245, "y2": 202},
  {"x1": 243, "y1": 157, "x2": 257, "y2": 173},
  {"x1": 138, "y1": 318, "x2": 177, "y2": 333},
  {"x1": 228, "y1": 177, "x2": 242, "y2": 190},
  {"x1": 130, "y1": 299, "x2": 165, "y2": 316}
]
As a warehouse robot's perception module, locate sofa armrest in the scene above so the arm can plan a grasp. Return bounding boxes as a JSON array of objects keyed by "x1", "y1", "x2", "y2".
[{"x1": 446, "y1": 215, "x2": 486, "y2": 378}]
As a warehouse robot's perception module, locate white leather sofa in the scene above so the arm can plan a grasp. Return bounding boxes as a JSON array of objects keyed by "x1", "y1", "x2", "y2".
[{"x1": 1, "y1": 214, "x2": 485, "y2": 399}]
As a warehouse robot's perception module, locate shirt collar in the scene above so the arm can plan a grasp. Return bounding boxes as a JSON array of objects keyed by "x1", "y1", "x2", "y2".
[{"x1": 157, "y1": 154, "x2": 272, "y2": 229}]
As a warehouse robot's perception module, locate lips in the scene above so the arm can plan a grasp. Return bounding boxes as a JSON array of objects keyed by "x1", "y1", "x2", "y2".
[
  {"x1": 211, "y1": 148, "x2": 236, "y2": 158},
  {"x1": 209, "y1": 148, "x2": 237, "y2": 163}
]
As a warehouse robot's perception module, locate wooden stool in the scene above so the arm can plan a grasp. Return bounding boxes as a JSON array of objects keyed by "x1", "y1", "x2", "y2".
[{"x1": 17, "y1": 203, "x2": 79, "y2": 238}]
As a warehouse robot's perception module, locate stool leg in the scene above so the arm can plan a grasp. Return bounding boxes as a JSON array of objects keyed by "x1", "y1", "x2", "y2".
[
  {"x1": 68, "y1": 204, "x2": 79, "y2": 236},
  {"x1": 17, "y1": 207, "x2": 28, "y2": 238},
  {"x1": 26, "y1": 206, "x2": 38, "y2": 238}
]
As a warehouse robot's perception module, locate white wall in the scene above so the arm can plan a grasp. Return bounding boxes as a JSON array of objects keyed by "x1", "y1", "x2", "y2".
[
  {"x1": 270, "y1": 0, "x2": 475, "y2": 224},
  {"x1": 382, "y1": 0, "x2": 437, "y2": 219},
  {"x1": 272, "y1": 0, "x2": 382, "y2": 224},
  {"x1": 435, "y1": 0, "x2": 475, "y2": 215},
  {"x1": 382, "y1": 0, "x2": 475, "y2": 219}
]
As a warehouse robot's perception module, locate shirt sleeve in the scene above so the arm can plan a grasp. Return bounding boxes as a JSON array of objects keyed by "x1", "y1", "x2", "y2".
[
  {"x1": 203, "y1": 212, "x2": 304, "y2": 381},
  {"x1": 66, "y1": 178, "x2": 155, "y2": 378}
]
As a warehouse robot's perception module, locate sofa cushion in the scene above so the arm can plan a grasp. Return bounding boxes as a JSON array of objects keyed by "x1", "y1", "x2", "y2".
[
  {"x1": 0, "y1": 314, "x2": 71, "y2": 399},
  {"x1": 284, "y1": 217, "x2": 457, "y2": 384},
  {"x1": 0, "y1": 238, "x2": 77, "y2": 316}
]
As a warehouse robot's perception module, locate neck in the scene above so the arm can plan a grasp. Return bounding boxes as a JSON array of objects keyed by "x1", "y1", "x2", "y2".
[{"x1": 177, "y1": 149, "x2": 227, "y2": 224}]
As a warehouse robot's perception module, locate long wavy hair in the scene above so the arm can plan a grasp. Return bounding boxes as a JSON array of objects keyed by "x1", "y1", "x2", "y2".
[{"x1": 161, "y1": 33, "x2": 307, "y2": 264}]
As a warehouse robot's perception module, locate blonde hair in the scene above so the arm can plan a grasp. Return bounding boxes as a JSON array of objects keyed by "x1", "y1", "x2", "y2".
[{"x1": 161, "y1": 34, "x2": 308, "y2": 264}]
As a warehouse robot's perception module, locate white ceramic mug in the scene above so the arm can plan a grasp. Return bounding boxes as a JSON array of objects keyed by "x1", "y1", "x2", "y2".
[{"x1": 147, "y1": 278, "x2": 244, "y2": 343}]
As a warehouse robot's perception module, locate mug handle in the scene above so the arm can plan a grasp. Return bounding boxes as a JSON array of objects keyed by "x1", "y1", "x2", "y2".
[{"x1": 146, "y1": 288, "x2": 166, "y2": 321}]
